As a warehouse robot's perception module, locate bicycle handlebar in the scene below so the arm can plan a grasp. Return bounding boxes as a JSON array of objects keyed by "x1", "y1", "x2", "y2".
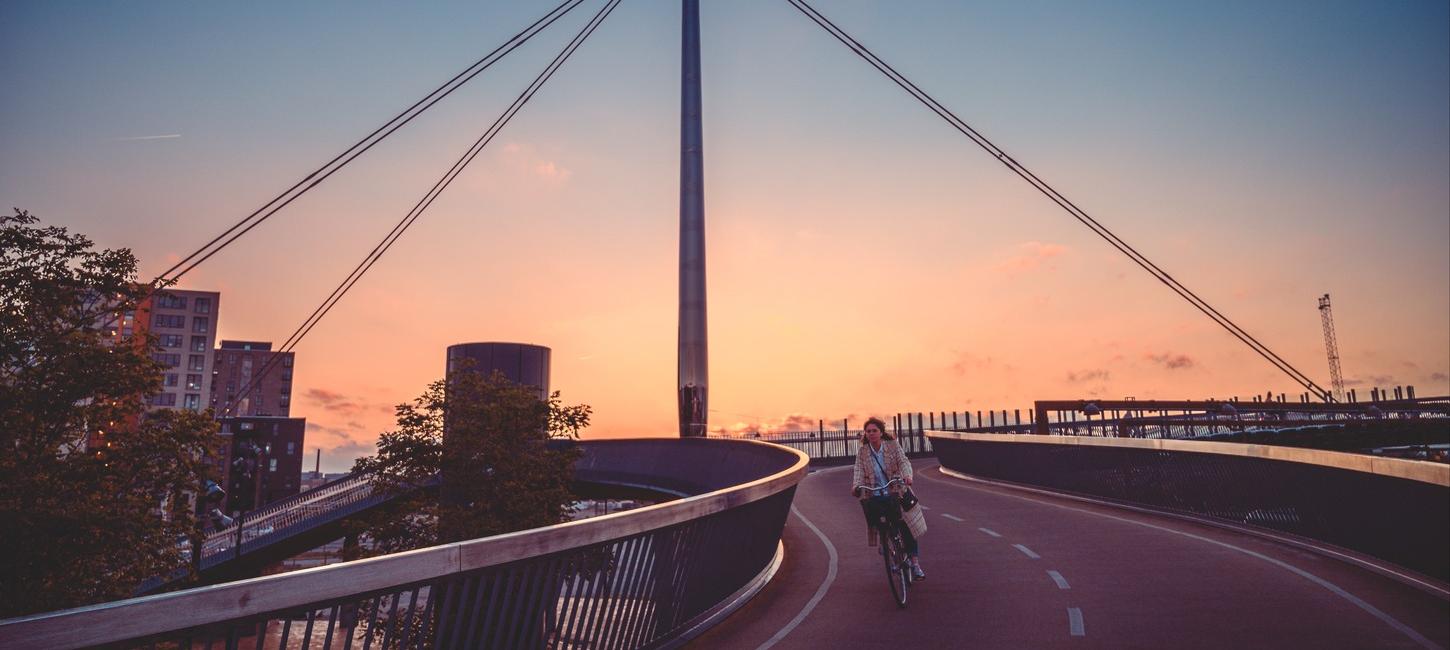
[{"x1": 853, "y1": 478, "x2": 906, "y2": 491}]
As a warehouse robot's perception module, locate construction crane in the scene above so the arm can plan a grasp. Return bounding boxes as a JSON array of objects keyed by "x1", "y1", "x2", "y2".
[{"x1": 1318, "y1": 294, "x2": 1346, "y2": 402}]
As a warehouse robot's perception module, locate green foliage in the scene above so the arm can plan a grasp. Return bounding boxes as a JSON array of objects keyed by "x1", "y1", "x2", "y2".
[
  {"x1": 349, "y1": 367, "x2": 588, "y2": 555},
  {"x1": 0, "y1": 210, "x2": 223, "y2": 618}
]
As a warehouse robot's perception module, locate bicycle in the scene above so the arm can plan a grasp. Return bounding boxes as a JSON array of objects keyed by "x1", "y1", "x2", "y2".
[{"x1": 854, "y1": 477, "x2": 913, "y2": 608}]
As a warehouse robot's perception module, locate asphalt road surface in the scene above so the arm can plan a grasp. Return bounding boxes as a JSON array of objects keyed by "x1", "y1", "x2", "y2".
[{"x1": 691, "y1": 461, "x2": 1449, "y2": 649}]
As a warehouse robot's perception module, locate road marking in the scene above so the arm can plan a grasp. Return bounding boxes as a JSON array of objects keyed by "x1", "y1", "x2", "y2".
[
  {"x1": 1048, "y1": 570, "x2": 1070, "y2": 589},
  {"x1": 757, "y1": 507, "x2": 838, "y2": 650},
  {"x1": 941, "y1": 513, "x2": 964, "y2": 522},
  {"x1": 1014, "y1": 544, "x2": 1040, "y2": 559},
  {"x1": 930, "y1": 466, "x2": 1440, "y2": 650},
  {"x1": 978, "y1": 527, "x2": 1002, "y2": 538},
  {"x1": 1068, "y1": 607, "x2": 1085, "y2": 636}
]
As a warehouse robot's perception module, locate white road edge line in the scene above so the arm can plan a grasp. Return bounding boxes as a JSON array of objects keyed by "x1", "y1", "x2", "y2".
[
  {"x1": 978, "y1": 527, "x2": 1002, "y2": 538},
  {"x1": 941, "y1": 513, "x2": 964, "y2": 522},
  {"x1": 932, "y1": 466, "x2": 1441, "y2": 650},
  {"x1": 1014, "y1": 544, "x2": 1041, "y2": 559},
  {"x1": 1068, "y1": 607, "x2": 1085, "y2": 636},
  {"x1": 1048, "y1": 570, "x2": 1071, "y2": 589},
  {"x1": 757, "y1": 506, "x2": 839, "y2": 650}
]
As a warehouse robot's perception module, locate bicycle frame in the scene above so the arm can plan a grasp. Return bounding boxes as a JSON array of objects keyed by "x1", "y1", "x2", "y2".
[{"x1": 856, "y1": 480, "x2": 912, "y2": 608}]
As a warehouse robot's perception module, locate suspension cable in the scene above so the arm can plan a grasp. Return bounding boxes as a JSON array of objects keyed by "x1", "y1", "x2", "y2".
[
  {"x1": 154, "y1": 0, "x2": 587, "y2": 289},
  {"x1": 784, "y1": 0, "x2": 1332, "y2": 401},
  {"x1": 219, "y1": 0, "x2": 622, "y2": 417}
]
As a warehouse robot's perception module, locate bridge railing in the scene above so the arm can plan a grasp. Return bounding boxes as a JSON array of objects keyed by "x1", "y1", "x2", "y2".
[
  {"x1": 718, "y1": 425, "x2": 934, "y2": 463},
  {"x1": 1, "y1": 439, "x2": 808, "y2": 650},
  {"x1": 199, "y1": 472, "x2": 377, "y2": 562}
]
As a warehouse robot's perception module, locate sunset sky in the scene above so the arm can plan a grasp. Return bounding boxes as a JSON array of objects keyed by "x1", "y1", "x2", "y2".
[{"x1": 4, "y1": 1, "x2": 1447, "y2": 472}]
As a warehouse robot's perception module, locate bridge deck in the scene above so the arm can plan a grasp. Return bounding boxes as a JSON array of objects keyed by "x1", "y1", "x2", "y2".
[{"x1": 694, "y1": 461, "x2": 1448, "y2": 649}]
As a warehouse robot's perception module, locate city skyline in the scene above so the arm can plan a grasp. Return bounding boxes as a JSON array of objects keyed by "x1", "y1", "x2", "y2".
[{"x1": 3, "y1": 0, "x2": 1447, "y2": 472}]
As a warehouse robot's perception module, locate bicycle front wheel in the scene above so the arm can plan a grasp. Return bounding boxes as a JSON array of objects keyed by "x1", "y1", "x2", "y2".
[{"x1": 882, "y1": 529, "x2": 908, "y2": 608}]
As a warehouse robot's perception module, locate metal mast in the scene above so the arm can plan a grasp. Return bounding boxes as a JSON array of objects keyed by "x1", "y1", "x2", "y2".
[
  {"x1": 678, "y1": 0, "x2": 708, "y2": 437},
  {"x1": 1318, "y1": 294, "x2": 1345, "y2": 402}
]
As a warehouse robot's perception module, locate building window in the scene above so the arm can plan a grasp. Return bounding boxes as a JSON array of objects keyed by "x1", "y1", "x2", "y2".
[
  {"x1": 183, "y1": 394, "x2": 201, "y2": 410},
  {"x1": 152, "y1": 393, "x2": 178, "y2": 407},
  {"x1": 188, "y1": 355, "x2": 206, "y2": 372},
  {"x1": 156, "y1": 294, "x2": 187, "y2": 309},
  {"x1": 164, "y1": 373, "x2": 179, "y2": 387},
  {"x1": 280, "y1": 369, "x2": 292, "y2": 381},
  {"x1": 282, "y1": 355, "x2": 293, "y2": 368},
  {"x1": 159, "y1": 334, "x2": 183, "y2": 348},
  {"x1": 286, "y1": 442, "x2": 295, "y2": 455},
  {"x1": 192, "y1": 317, "x2": 209, "y2": 334},
  {"x1": 190, "y1": 336, "x2": 207, "y2": 353},
  {"x1": 269, "y1": 458, "x2": 277, "y2": 472},
  {"x1": 152, "y1": 353, "x2": 181, "y2": 367},
  {"x1": 194, "y1": 297, "x2": 211, "y2": 314},
  {"x1": 153, "y1": 314, "x2": 185, "y2": 329},
  {"x1": 240, "y1": 422, "x2": 254, "y2": 430},
  {"x1": 186, "y1": 374, "x2": 203, "y2": 391}
]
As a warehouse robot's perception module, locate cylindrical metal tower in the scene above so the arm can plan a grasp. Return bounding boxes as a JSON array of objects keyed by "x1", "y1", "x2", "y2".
[{"x1": 678, "y1": 0, "x2": 708, "y2": 437}]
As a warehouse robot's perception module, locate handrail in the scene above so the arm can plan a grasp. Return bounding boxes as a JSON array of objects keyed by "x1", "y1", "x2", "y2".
[{"x1": 0, "y1": 438, "x2": 810, "y2": 649}]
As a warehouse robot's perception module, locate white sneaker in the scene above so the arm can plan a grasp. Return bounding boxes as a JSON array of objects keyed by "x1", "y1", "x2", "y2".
[{"x1": 911, "y1": 563, "x2": 926, "y2": 581}]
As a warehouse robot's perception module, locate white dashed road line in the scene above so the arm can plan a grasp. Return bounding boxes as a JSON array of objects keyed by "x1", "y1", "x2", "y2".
[
  {"x1": 978, "y1": 527, "x2": 1002, "y2": 538},
  {"x1": 1068, "y1": 608, "x2": 1085, "y2": 636},
  {"x1": 1047, "y1": 570, "x2": 1070, "y2": 589},
  {"x1": 941, "y1": 513, "x2": 964, "y2": 522},
  {"x1": 932, "y1": 466, "x2": 1440, "y2": 650},
  {"x1": 1013, "y1": 544, "x2": 1040, "y2": 559}
]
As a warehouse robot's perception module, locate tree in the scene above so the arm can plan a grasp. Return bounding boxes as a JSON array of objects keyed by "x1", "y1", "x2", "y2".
[
  {"x1": 0, "y1": 209, "x2": 223, "y2": 618},
  {"x1": 348, "y1": 367, "x2": 589, "y2": 556}
]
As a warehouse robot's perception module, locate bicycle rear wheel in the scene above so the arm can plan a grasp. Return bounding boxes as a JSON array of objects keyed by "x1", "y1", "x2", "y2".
[{"x1": 881, "y1": 528, "x2": 908, "y2": 608}]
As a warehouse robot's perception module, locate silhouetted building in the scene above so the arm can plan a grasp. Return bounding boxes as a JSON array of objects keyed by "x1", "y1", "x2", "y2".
[
  {"x1": 445, "y1": 342, "x2": 550, "y2": 398},
  {"x1": 218, "y1": 416, "x2": 306, "y2": 514},
  {"x1": 140, "y1": 289, "x2": 221, "y2": 412},
  {"x1": 210, "y1": 340, "x2": 293, "y2": 417}
]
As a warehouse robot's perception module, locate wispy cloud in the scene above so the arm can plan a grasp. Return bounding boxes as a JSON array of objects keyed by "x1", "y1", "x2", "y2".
[
  {"x1": 1145, "y1": 352, "x2": 1195, "y2": 370},
  {"x1": 116, "y1": 134, "x2": 182, "y2": 141},
  {"x1": 1430, "y1": 372, "x2": 1448, "y2": 382},
  {"x1": 304, "y1": 387, "x2": 392, "y2": 418},
  {"x1": 1066, "y1": 369, "x2": 1110, "y2": 383},
  {"x1": 996, "y1": 241, "x2": 1068, "y2": 274},
  {"x1": 499, "y1": 142, "x2": 572, "y2": 182}
]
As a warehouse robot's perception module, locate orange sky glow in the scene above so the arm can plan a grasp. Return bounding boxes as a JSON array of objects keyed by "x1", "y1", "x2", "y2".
[{"x1": 3, "y1": 2, "x2": 1446, "y2": 471}]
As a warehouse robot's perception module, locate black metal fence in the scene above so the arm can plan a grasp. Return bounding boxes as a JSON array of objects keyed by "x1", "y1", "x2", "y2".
[
  {"x1": 930, "y1": 433, "x2": 1449, "y2": 582},
  {"x1": 721, "y1": 413, "x2": 937, "y2": 463},
  {"x1": 0, "y1": 439, "x2": 808, "y2": 650}
]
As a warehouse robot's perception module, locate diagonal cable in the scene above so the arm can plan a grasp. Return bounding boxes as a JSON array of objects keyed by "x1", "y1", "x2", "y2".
[
  {"x1": 219, "y1": 0, "x2": 622, "y2": 417},
  {"x1": 153, "y1": 0, "x2": 586, "y2": 289},
  {"x1": 785, "y1": 0, "x2": 1332, "y2": 401}
]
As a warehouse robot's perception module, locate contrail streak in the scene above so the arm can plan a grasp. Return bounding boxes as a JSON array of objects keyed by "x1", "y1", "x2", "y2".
[{"x1": 116, "y1": 134, "x2": 182, "y2": 141}]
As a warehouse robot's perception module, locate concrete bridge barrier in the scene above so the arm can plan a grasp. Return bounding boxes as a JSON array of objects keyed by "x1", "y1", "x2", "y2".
[{"x1": 928, "y1": 430, "x2": 1450, "y2": 583}]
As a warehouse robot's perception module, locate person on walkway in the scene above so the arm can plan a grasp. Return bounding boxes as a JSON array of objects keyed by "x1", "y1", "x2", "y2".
[{"x1": 851, "y1": 416, "x2": 925, "y2": 580}]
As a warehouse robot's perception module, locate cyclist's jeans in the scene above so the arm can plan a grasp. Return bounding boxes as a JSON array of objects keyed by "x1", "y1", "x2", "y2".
[{"x1": 861, "y1": 494, "x2": 920, "y2": 557}]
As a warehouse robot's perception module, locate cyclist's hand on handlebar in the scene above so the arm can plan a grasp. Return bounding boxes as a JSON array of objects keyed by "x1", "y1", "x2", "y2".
[{"x1": 904, "y1": 476, "x2": 913, "y2": 486}]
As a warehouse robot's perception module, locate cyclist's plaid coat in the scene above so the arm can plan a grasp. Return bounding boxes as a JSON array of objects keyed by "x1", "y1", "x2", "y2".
[{"x1": 852, "y1": 437, "x2": 914, "y2": 546}]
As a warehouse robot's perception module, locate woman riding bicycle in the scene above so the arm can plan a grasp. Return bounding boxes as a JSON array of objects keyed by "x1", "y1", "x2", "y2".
[{"x1": 850, "y1": 417, "x2": 925, "y2": 580}]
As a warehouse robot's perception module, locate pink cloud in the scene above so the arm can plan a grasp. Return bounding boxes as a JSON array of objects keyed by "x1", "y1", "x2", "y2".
[{"x1": 996, "y1": 241, "x2": 1068, "y2": 273}]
